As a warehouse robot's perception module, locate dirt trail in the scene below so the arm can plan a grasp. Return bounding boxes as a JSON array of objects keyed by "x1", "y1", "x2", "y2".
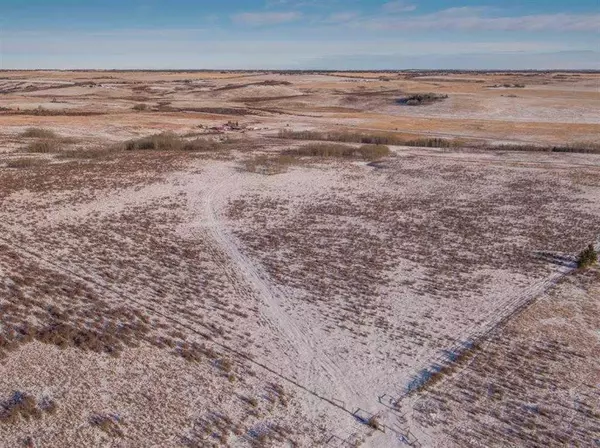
[{"x1": 192, "y1": 166, "x2": 364, "y2": 409}]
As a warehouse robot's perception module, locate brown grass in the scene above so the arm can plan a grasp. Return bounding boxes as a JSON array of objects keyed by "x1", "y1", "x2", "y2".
[
  {"x1": 55, "y1": 147, "x2": 119, "y2": 160},
  {"x1": 0, "y1": 392, "x2": 56, "y2": 424},
  {"x1": 398, "y1": 93, "x2": 449, "y2": 106},
  {"x1": 5, "y1": 108, "x2": 104, "y2": 117},
  {"x1": 26, "y1": 139, "x2": 61, "y2": 153},
  {"x1": 132, "y1": 103, "x2": 149, "y2": 111},
  {"x1": 21, "y1": 128, "x2": 57, "y2": 139},
  {"x1": 124, "y1": 133, "x2": 225, "y2": 152},
  {"x1": 278, "y1": 129, "x2": 461, "y2": 148},
  {"x1": 243, "y1": 154, "x2": 298, "y2": 175},
  {"x1": 289, "y1": 143, "x2": 391, "y2": 160},
  {"x1": 6, "y1": 158, "x2": 47, "y2": 168},
  {"x1": 490, "y1": 142, "x2": 600, "y2": 154},
  {"x1": 367, "y1": 416, "x2": 380, "y2": 430},
  {"x1": 90, "y1": 414, "x2": 124, "y2": 438}
]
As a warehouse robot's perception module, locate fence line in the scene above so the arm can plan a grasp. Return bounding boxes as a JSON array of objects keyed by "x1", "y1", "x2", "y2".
[{"x1": 0, "y1": 234, "x2": 375, "y2": 439}]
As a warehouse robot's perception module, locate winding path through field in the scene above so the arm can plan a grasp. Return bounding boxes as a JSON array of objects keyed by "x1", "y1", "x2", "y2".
[{"x1": 199, "y1": 167, "x2": 364, "y2": 410}]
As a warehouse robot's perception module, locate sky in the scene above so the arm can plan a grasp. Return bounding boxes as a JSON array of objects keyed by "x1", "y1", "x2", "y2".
[{"x1": 1, "y1": 0, "x2": 599, "y2": 69}]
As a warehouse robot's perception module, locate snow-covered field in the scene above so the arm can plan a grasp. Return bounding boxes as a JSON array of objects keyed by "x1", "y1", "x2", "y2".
[{"x1": 0, "y1": 71, "x2": 599, "y2": 447}]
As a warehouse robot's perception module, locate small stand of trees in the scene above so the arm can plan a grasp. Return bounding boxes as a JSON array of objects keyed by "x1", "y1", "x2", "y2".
[{"x1": 577, "y1": 244, "x2": 598, "y2": 268}]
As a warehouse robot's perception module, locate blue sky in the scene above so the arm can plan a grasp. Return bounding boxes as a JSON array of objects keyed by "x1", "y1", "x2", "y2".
[{"x1": 1, "y1": 0, "x2": 599, "y2": 69}]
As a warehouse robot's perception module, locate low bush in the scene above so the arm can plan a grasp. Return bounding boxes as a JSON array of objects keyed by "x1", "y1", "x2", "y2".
[
  {"x1": 398, "y1": 93, "x2": 448, "y2": 106},
  {"x1": 90, "y1": 414, "x2": 124, "y2": 438},
  {"x1": 0, "y1": 392, "x2": 56, "y2": 423},
  {"x1": 0, "y1": 392, "x2": 40, "y2": 423},
  {"x1": 291, "y1": 143, "x2": 391, "y2": 160},
  {"x1": 492, "y1": 143, "x2": 600, "y2": 154},
  {"x1": 403, "y1": 138, "x2": 457, "y2": 148},
  {"x1": 132, "y1": 103, "x2": 149, "y2": 111},
  {"x1": 124, "y1": 133, "x2": 225, "y2": 152},
  {"x1": 367, "y1": 416, "x2": 380, "y2": 430},
  {"x1": 124, "y1": 132, "x2": 182, "y2": 151},
  {"x1": 278, "y1": 129, "x2": 460, "y2": 148},
  {"x1": 577, "y1": 244, "x2": 597, "y2": 268}
]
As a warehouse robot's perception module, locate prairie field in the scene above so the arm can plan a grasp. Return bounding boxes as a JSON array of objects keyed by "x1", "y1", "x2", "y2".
[{"x1": 0, "y1": 70, "x2": 599, "y2": 447}]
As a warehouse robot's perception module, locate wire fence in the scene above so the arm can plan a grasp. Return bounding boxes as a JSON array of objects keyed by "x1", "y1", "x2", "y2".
[
  {"x1": 4, "y1": 228, "x2": 593, "y2": 447},
  {"x1": 0, "y1": 230, "x2": 428, "y2": 446}
]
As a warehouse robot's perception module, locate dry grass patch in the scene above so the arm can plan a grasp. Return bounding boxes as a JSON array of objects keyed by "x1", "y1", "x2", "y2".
[
  {"x1": 278, "y1": 129, "x2": 461, "y2": 148},
  {"x1": 124, "y1": 132, "x2": 226, "y2": 152},
  {"x1": 7, "y1": 108, "x2": 104, "y2": 117},
  {"x1": 90, "y1": 414, "x2": 125, "y2": 438},
  {"x1": 491, "y1": 142, "x2": 600, "y2": 154},
  {"x1": 132, "y1": 103, "x2": 149, "y2": 111},
  {"x1": 0, "y1": 392, "x2": 57, "y2": 424},
  {"x1": 55, "y1": 145, "x2": 122, "y2": 160},
  {"x1": 398, "y1": 93, "x2": 449, "y2": 106},
  {"x1": 577, "y1": 243, "x2": 598, "y2": 268},
  {"x1": 6, "y1": 158, "x2": 47, "y2": 169},
  {"x1": 290, "y1": 143, "x2": 391, "y2": 160},
  {"x1": 412, "y1": 266, "x2": 600, "y2": 447},
  {"x1": 243, "y1": 154, "x2": 298, "y2": 175},
  {"x1": 20, "y1": 127, "x2": 79, "y2": 153},
  {"x1": 25, "y1": 139, "x2": 61, "y2": 153},
  {"x1": 55, "y1": 149, "x2": 111, "y2": 160},
  {"x1": 182, "y1": 138, "x2": 223, "y2": 152},
  {"x1": 124, "y1": 132, "x2": 183, "y2": 151},
  {"x1": 20, "y1": 128, "x2": 57, "y2": 139}
]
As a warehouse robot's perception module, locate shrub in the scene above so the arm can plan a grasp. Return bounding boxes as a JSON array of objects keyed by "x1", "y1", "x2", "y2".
[
  {"x1": 26, "y1": 139, "x2": 61, "y2": 153},
  {"x1": 123, "y1": 133, "x2": 226, "y2": 152},
  {"x1": 402, "y1": 138, "x2": 457, "y2": 148},
  {"x1": 21, "y1": 128, "x2": 57, "y2": 139},
  {"x1": 277, "y1": 129, "x2": 324, "y2": 141},
  {"x1": 294, "y1": 142, "x2": 355, "y2": 157},
  {"x1": 0, "y1": 392, "x2": 48, "y2": 423},
  {"x1": 90, "y1": 414, "x2": 124, "y2": 437},
  {"x1": 398, "y1": 93, "x2": 448, "y2": 106},
  {"x1": 492, "y1": 143, "x2": 600, "y2": 154},
  {"x1": 277, "y1": 129, "x2": 460, "y2": 148},
  {"x1": 291, "y1": 143, "x2": 391, "y2": 160},
  {"x1": 577, "y1": 244, "x2": 597, "y2": 268},
  {"x1": 367, "y1": 416, "x2": 380, "y2": 430},
  {"x1": 124, "y1": 132, "x2": 182, "y2": 151},
  {"x1": 132, "y1": 103, "x2": 149, "y2": 111}
]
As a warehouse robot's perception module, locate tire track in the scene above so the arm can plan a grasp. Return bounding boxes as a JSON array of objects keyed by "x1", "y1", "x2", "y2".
[{"x1": 200, "y1": 169, "x2": 362, "y2": 405}]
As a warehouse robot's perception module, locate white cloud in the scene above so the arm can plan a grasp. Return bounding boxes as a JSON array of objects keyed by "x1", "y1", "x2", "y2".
[
  {"x1": 232, "y1": 11, "x2": 302, "y2": 26},
  {"x1": 265, "y1": 0, "x2": 319, "y2": 7},
  {"x1": 324, "y1": 12, "x2": 360, "y2": 24},
  {"x1": 382, "y1": 1, "x2": 417, "y2": 13},
  {"x1": 3, "y1": 27, "x2": 595, "y2": 70},
  {"x1": 362, "y1": 8, "x2": 600, "y2": 32}
]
